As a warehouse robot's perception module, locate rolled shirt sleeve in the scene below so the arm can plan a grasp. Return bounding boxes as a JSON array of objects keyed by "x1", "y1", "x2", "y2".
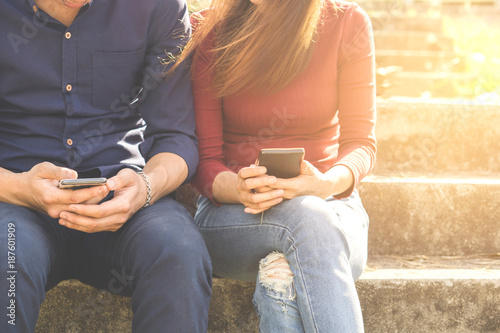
[{"x1": 138, "y1": 0, "x2": 199, "y2": 182}]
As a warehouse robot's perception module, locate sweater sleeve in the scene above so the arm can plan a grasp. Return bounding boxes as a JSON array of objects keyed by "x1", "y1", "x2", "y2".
[
  {"x1": 190, "y1": 36, "x2": 234, "y2": 203},
  {"x1": 334, "y1": 4, "x2": 377, "y2": 198}
]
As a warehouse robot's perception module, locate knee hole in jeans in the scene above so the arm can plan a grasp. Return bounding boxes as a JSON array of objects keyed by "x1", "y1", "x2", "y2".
[{"x1": 258, "y1": 252, "x2": 296, "y2": 301}]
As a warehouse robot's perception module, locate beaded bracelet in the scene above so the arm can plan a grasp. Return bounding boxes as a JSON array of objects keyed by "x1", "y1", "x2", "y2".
[{"x1": 137, "y1": 171, "x2": 152, "y2": 208}]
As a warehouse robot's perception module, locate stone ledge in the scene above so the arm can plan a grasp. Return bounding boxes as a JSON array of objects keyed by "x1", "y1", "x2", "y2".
[
  {"x1": 376, "y1": 50, "x2": 456, "y2": 71},
  {"x1": 358, "y1": 277, "x2": 500, "y2": 333},
  {"x1": 374, "y1": 31, "x2": 454, "y2": 51},
  {"x1": 37, "y1": 262, "x2": 500, "y2": 333},
  {"x1": 358, "y1": 177, "x2": 500, "y2": 256},
  {"x1": 382, "y1": 71, "x2": 477, "y2": 98},
  {"x1": 374, "y1": 100, "x2": 500, "y2": 175},
  {"x1": 369, "y1": 13, "x2": 444, "y2": 33}
]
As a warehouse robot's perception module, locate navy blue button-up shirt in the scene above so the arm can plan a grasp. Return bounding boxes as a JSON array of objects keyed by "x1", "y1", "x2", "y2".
[{"x1": 0, "y1": 0, "x2": 198, "y2": 180}]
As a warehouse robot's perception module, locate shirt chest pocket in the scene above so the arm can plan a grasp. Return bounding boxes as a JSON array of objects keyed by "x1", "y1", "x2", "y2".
[{"x1": 91, "y1": 49, "x2": 146, "y2": 111}]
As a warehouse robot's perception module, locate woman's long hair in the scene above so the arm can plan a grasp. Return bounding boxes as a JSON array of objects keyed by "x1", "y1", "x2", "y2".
[{"x1": 174, "y1": 0, "x2": 327, "y2": 97}]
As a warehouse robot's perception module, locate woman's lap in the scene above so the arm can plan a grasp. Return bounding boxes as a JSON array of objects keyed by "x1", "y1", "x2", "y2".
[
  {"x1": 194, "y1": 190, "x2": 369, "y2": 282},
  {"x1": 195, "y1": 191, "x2": 368, "y2": 332}
]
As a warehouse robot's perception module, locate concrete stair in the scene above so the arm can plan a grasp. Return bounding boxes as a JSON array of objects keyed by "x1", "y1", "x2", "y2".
[
  {"x1": 358, "y1": 0, "x2": 498, "y2": 13},
  {"x1": 374, "y1": 31, "x2": 454, "y2": 51},
  {"x1": 376, "y1": 49, "x2": 457, "y2": 72},
  {"x1": 37, "y1": 256, "x2": 500, "y2": 332},
  {"x1": 384, "y1": 71, "x2": 476, "y2": 97},
  {"x1": 370, "y1": 13, "x2": 444, "y2": 32},
  {"x1": 373, "y1": 100, "x2": 500, "y2": 176},
  {"x1": 365, "y1": 3, "x2": 482, "y2": 99},
  {"x1": 359, "y1": 176, "x2": 500, "y2": 256}
]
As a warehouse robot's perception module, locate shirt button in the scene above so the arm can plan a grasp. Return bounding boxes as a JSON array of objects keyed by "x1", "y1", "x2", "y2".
[
  {"x1": 66, "y1": 84, "x2": 72, "y2": 92},
  {"x1": 67, "y1": 139, "x2": 73, "y2": 146},
  {"x1": 65, "y1": 32, "x2": 72, "y2": 39}
]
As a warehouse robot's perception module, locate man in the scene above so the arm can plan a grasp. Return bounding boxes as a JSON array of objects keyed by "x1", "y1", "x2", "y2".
[{"x1": 0, "y1": 0, "x2": 212, "y2": 332}]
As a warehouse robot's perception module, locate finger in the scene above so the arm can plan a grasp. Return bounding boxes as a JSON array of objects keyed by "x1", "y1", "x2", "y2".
[
  {"x1": 281, "y1": 189, "x2": 297, "y2": 200},
  {"x1": 67, "y1": 194, "x2": 132, "y2": 219},
  {"x1": 244, "y1": 207, "x2": 267, "y2": 214},
  {"x1": 300, "y1": 160, "x2": 316, "y2": 175},
  {"x1": 238, "y1": 166, "x2": 267, "y2": 180},
  {"x1": 59, "y1": 208, "x2": 127, "y2": 232},
  {"x1": 59, "y1": 216, "x2": 123, "y2": 233},
  {"x1": 271, "y1": 179, "x2": 302, "y2": 199},
  {"x1": 272, "y1": 177, "x2": 292, "y2": 189},
  {"x1": 240, "y1": 175, "x2": 277, "y2": 192},
  {"x1": 57, "y1": 185, "x2": 109, "y2": 205},
  {"x1": 244, "y1": 189, "x2": 283, "y2": 205},
  {"x1": 253, "y1": 186, "x2": 275, "y2": 193},
  {"x1": 36, "y1": 162, "x2": 78, "y2": 180},
  {"x1": 82, "y1": 189, "x2": 110, "y2": 205},
  {"x1": 59, "y1": 217, "x2": 98, "y2": 233},
  {"x1": 106, "y1": 168, "x2": 137, "y2": 191},
  {"x1": 244, "y1": 197, "x2": 283, "y2": 214}
]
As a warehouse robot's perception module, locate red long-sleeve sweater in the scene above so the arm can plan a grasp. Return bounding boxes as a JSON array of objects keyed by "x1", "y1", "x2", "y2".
[{"x1": 191, "y1": 1, "x2": 376, "y2": 202}]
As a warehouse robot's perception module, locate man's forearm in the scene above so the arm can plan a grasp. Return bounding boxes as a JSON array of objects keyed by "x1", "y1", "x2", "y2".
[
  {"x1": 0, "y1": 167, "x2": 25, "y2": 206},
  {"x1": 142, "y1": 152, "x2": 189, "y2": 205}
]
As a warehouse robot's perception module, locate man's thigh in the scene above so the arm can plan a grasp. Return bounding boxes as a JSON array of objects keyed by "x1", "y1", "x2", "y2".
[
  {"x1": 0, "y1": 202, "x2": 76, "y2": 287},
  {"x1": 77, "y1": 195, "x2": 210, "y2": 295},
  {"x1": 0, "y1": 202, "x2": 75, "y2": 331}
]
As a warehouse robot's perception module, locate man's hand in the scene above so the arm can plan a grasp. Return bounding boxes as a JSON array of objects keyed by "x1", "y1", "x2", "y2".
[
  {"x1": 58, "y1": 152, "x2": 190, "y2": 233},
  {"x1": 17, "y1": 162, "x2": 109, "y2": 218},
  {"x1": 236, "y1": 166, "x2": 284, "y2": 214},
  {"x1": 58, "y1": 168, "x2": 147, "y2": 233}
]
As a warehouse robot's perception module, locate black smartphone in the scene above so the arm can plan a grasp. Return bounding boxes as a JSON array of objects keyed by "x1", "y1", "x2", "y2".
[
  {"x1": 58, "y1": 178, "x2": 107, "y2": 189},
  {"x1": 256, "y1": 148, "x2": 305, "y2": 179}
]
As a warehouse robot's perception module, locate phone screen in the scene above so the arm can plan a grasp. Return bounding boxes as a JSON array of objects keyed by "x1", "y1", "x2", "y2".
[{"x1": 257, "y1": 148, "x2": 305, "y2": 178}]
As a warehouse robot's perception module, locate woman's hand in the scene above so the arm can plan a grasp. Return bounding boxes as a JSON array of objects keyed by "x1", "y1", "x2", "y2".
[
  {"x1": 272, "y1": 161, "x2": 354, "y2": 200},
  {"x1": 236, "y1": 166, "x2": 284, "y2": 214}
]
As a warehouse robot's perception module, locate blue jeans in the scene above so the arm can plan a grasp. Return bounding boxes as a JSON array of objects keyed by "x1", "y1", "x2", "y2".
[
  {"x1": 0, "y1": 196, "x2": 212, "y2": 333},
  {"x1": 195, "y1": 191, "x2": 368, "y2": 333}
]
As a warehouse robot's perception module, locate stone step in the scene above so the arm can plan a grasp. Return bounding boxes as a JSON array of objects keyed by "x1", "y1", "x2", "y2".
[
  {"x1": 440, "y1": 0, "x2": 496, "y2": 4},
  {"x1": 369, "y1": 12, "x2": 444, "y2": 32},
  {"x1": 374, "y1": 30, "x2": 454, "y2": 51},
  {"x1": 178, "y1": 177, "x2": 500, "y2": 258},
  {"x1": 37, "y1": 256, "x2": 500, "y2": 333},
  {"x1": 381, "y1": 71, "x2": 476, "y2": 98},
  {"x1": 36, "y1": 280, "x2": 132, "y2": 333},
  {"x1": 361, "y1": 3, "x2": 441, "y2": 14},
  {"x1": 374, "y1": 99, "x2": 500, "y2": 175},
  {"x1": 358, "y1": 176, "x2": 500, "y2": 256},
  {"x1": 358, "y1": 0, "x2": 497, "y2": 12},
  {"x1": 376, "y1": 49, "x2": 457, "y2": 71},
  {"x1": 360, "y1": 255, "x2": 500, "y2": 333}
]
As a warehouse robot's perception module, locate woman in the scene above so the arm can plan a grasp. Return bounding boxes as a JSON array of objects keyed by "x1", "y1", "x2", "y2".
[{"x1": 180, "y1": 0, "x2": 376, "y2": 331}]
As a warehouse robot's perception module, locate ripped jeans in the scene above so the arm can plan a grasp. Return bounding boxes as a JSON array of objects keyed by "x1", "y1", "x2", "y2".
[{"x1": 195, "y1": 191, "x2": 369, "y2": 333}]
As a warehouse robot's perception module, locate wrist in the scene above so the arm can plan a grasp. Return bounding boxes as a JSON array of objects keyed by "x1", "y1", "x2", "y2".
[
  {"x1": 137, "y1": 171, "x2": 152, "y2": 208},
  {"x1": 0, "y1": 170, "x2": 28, "y2": 206},
  {"x1": 323, "y1": 165, "x2": 354, "y2": 196},
  {"x1": 212, "y1": 171, "x2": 241, "y2": 204}
]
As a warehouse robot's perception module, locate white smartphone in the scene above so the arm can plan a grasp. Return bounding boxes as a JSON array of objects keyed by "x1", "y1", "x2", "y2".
[{"x1": 58, "y1": 178, "x2": 107, "y2": 189}]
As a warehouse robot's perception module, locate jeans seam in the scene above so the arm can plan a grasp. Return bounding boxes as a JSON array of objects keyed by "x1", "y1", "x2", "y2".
[{"x1": 288, "y1": 240, "x2": 321, "y2": 333}]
